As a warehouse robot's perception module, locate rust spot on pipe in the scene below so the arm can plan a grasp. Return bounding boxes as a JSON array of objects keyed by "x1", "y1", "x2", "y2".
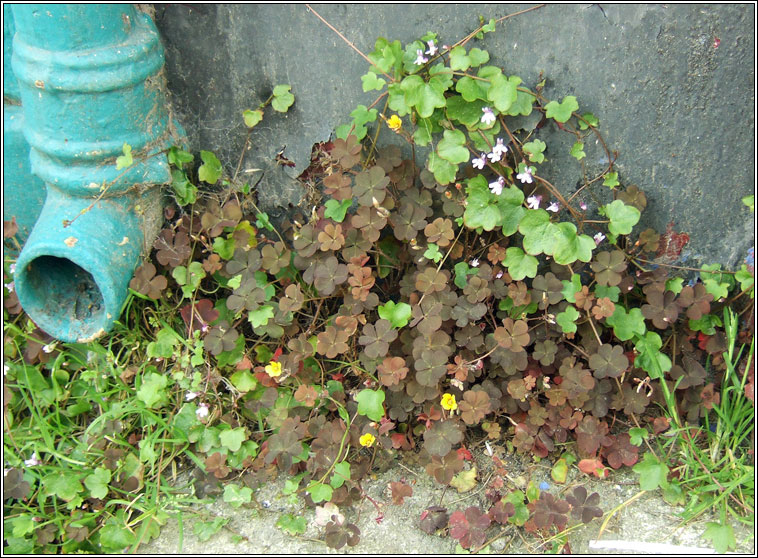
[
  {"x1": 34, "y1": 80, "x2": 44, "y2": 89},
  {"x1": 64, "y1": 236, "x2": 78, "y2": 247}
]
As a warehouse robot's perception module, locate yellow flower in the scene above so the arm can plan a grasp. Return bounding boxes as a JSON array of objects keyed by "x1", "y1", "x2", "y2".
[
  {"x1": 441, "y1": 393, "x2": 458, "y2": 411},
  {"x1": 359, "y1": 433, "x2": 376, "y2": 448},
  {"x1": 265, "y1": 360, "x2": 282, "y2": 378},
  {"x1": 386, "y1": 114, "x2": 402, "y2": 133}
]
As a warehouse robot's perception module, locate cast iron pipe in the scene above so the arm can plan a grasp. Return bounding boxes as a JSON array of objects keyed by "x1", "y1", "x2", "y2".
[{"x1": 12, "y1": 5, "x2": 183, "y2": 342}]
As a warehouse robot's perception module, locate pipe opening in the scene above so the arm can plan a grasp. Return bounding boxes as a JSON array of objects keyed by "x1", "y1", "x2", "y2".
[{"x1": 22, "y1": 255, "x2": 105, "y2": 336}]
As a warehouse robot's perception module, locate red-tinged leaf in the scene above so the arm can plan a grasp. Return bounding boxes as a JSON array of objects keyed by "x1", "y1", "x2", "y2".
[
  {"x1": 180, "y1": 298, "x2": 219, "y2": 336},
  {"x1": 457, "y1": 446, "x2": 473, "y2": 461},
  {"x1": 390, "y1": 481, "x2": 413, "y2": 505},
  {"x1": 652, "y1": 416, "x2": 671, "y2": 434},
  {"x1": 391, "y1": 433, "x2": 412, "y2": 450},
  {"x1": 272, "y1": 347, "x2": 283, "y2": 362},
  {"x1": 235, "y1": 356, "x2": 253, "y2": 370},
  {"x1": 578, "y1": 458, "x2": 608, "y2": 478}
]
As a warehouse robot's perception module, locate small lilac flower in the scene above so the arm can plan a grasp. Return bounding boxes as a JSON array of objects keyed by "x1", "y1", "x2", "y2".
[
  {"x1": 441, "y1": 44, "x2": 450, "y2": 51},
  {"x1": 487, "y1": 150, "x2": 502, "y2": 163},
  {"x1": 594, "y1": 232, "x2": 606, "y2": 245},
  {"x1": 470, "y1": 258, "x2": 480, "y2": 268},
  {"x1": 414, "y1": 49, "x2": 428, "y2": 65},
  {"x1": 579, "y1": 201, "x2": 588, "y2": 211},
  {"x1": 546, "y1": 201, "x2": 560, "y2": 213},
  {"x1": 24, "y1": 453, "x2": 40, "y2": 467},
  {"x1": 526, "y1": 194, "x2": 542, "y2": 209},
  {"x1": 185, "y1": 391, "x2": 199, "y2": 401},
  {"x1": 42, "y1": 343, "x2": 56, "y2": 354},
  {"x1": 517, "y1": 166, "x2": 534, "y2": 184},
  {"x1": 495, "y1": 270, "x2": 504, "y2": 279},
  {"x1": 4, "y1": 282, "x2": 13, "y2": 293},
  {"x1": 9, "y1": 263, "x2": 16, "y2": 274},
  {"x1": 481, "y1": 106, "x2": 496, "y2": 126},
  {"x1": 489, "y1": 176, "x2": 505, "y2": 196},
  {"x1": 425, "y1": 40, "x2": 438, "y2": 57},
  {"x1": 471, "y1": 153, "x2": 486, "y2": 169},
  {"x1": 196, "y1": 403, "x2": 209, "y2": 419},
  {"x1": 491, "y1": 138, "x2": 508, "y2": 158}
]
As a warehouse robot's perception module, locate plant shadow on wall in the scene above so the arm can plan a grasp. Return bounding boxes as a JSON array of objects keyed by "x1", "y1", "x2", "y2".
[{"x1": 2, "y1": 7, "x2": 755, "y2": 554}]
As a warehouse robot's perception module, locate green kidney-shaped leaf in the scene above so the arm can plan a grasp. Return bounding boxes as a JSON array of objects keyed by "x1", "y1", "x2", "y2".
[
  {"x1": 361, "y1": 71, "x2": 386, "y2": 92},
  {"x1": 519, "y1": 209, "x2": 558, "y2": 256},
  {"x1": 437, "y1": 129, "x2": 470, "y2": 165},
  {"x1": 356, "y1": 389, "x2": 385, "y2": 421},
  {"x1": 632, "y1": 452, "x2": 669, "y2": 491},
  {"x1": 606, "y1": 306, "x2": 646, "y2": 341},
  {"x1": 306, "y1": 481, "x2": 333, "y2": 503},
  {"x1": 487, "y1": 73, "x2": 520, "y2": 113},
  {"x1": 703, "y1": 521, "x2": 736, "y2": 554},
  {"x1": 544, "y1": 96, "x2": 579, "y2": 123},
  {"x1": 272, "y1": 84, "x2": 295, "y2": 112},
  {"x1": 427, "y1": 152, "x2": 458, "y2": 185},
  {"x1": 378, "y1": 300, "x2": 412, "y2": 329},
  {"x1": 198, "y1": 150, "x2": 222, "y2": 184},
  {"x1": 556, "y1": 306, "x2": 580, "y2": 334},
  {"x1": 84, "y1": 468, "x2": 112, "y2": 499},
  {"x1": 243, "y1": 109, "x2": 263, "y2": 128},
  {"x1": 552, "y1": 222, "x2": 595, "y2": 265},
  {"x1": 504, "y1": 247, "x2": 538, "y2": 281},
  {"x1": 223, "y1": 484, "x2": 253, "y2": 508},
  {"x1": 602, "y1": 200, "x2": 641, "y2": 236},
  {"x1": 219, "y1": 427, "x2": 247, "y2": 452},
  {"x1": 455, "y1": 76, "x2": 488, "y2": 102}
]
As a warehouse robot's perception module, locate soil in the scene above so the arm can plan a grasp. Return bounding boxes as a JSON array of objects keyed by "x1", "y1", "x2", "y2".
[{"x1": 141, "y1": 445, "x2": 755, "y2": 555}]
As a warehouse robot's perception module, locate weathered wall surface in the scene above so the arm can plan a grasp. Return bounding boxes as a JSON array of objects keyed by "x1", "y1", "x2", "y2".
[{"x1": 153, "y1": 3, "x2": 755, "y2": 270}]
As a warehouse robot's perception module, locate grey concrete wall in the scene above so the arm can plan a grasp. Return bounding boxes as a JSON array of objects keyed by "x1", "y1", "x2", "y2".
[{"x1": 153, "y1": 3, "x2": 755, "y2": 270}]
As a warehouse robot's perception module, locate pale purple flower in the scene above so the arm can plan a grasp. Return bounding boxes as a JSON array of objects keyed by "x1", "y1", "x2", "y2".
[
  {"x1": 196, "y1": 403, "x2": 209, "y2": 419},
  {"x1": 594, "y1": 232, "x2": 606, "y2": 245},
  {"x1": 495, "y1": 270, "x2": 504, "y2": 279},
  {"x1": 42, "y1": 343, "x2": 56, "y2": 354},
  {"x1": 9, "y1": 263, "x2": 15, "y2": 274},
  {"x1": 481, "y1": 106, "x2": 496, "y2": 126},
  {"x1": 441, "y1": 44, "x2": 450, "y2": 52},
  {"x1": 471, "y1": 153, "x2": 486, "y2": 169},
  {"x1": 487, "y1": 150, "x2": 502, "y2": 163},
  {"x1": 470, "y1": 258, "x2": 480, "y2": 268},
  {"x1": 517, "y1": 166, "x2": 534, "y2": 184},
  {"x1": 414, "y1": 49, "x2": 428, "y2": 65},
  {"x1": 579, "y1": 201, "x2": 588, "y2": 211},
  {"x1": 526, "y1": 194, "x2": 542, "y2": 209},
  {"x1": 489, "y1": 176, "x2": 505, "y2": 196},
  {"x1": 4, "y1": 282, "x2": 13, "y2": 293},
  {"x1": 24, "y1": 453, "x2": 40, "y2": 467},
  {"x1": 185, "y1": 391, "x2": 199, "y2": 401},
  {"x1": 425, "y1": 40, "x2": 438, "y2": 57},
  {"x1": 546, "y1": 201, "x2": 560, "y2": 213},
  {"x1": 491, "y1": 138, "x2": 508, "y2": 157}
]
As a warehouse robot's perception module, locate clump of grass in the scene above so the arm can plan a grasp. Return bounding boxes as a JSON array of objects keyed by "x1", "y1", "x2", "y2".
[{"x1": 645, "y1": 307, "x2": 754, "y2": 553}]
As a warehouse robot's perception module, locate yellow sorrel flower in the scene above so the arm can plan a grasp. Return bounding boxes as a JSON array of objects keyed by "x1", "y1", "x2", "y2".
[
  {"x1": 441, "y1": 393, "x2": 457, "y2": 411},
  {"x1": 359, "y1": 433, "x2": 376, "y2": 448},
  {"x1": 386, "y1": 114, "x2": 402, "y2": 132},
  {"x1": 265, "y1": 360, "x2": 282, "y2": 378}
]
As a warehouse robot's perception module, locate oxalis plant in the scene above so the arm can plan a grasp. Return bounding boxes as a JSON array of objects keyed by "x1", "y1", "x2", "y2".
[{"x1": 3, "y1": 12, "x2": 754, "y2": 556}]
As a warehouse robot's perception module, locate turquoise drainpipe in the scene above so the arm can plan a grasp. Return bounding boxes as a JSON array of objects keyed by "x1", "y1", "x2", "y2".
[
  {"x1": 11, "y1": 5, "x2": 183, "y2": 343},
  {"x1": 3, "y1": 5, "x2": 47, "y2": 248}
]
